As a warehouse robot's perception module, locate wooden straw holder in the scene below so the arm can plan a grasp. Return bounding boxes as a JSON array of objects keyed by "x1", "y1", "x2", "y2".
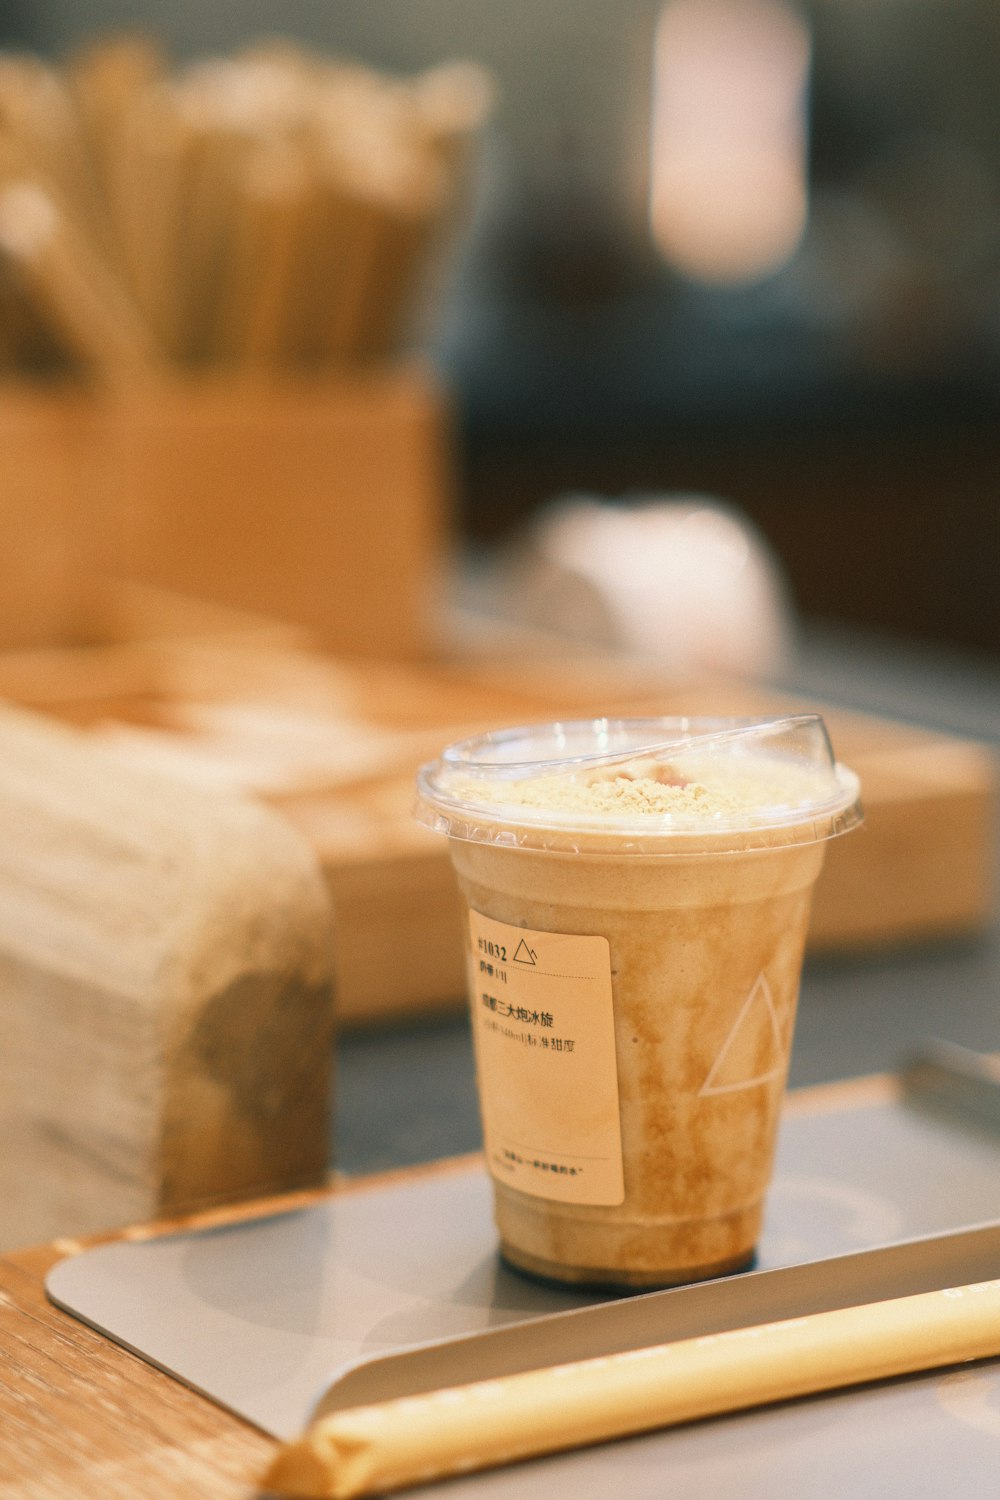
[{"x1": 0, "y1": 361, "x2": 451, "y2": 658}]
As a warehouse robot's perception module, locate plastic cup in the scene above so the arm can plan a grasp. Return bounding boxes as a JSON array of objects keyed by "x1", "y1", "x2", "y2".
[{"x1": 416, "y1": 715, "x2": 862, "y2": 1289}]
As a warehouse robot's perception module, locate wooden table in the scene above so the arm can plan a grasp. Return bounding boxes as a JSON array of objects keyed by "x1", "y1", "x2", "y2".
[
  {"x1": 0, "y1": 1081, "x2": 891, "y2": 1499},
  {"x1": 0, "y1": 1204, "x2": 287, "y2": 1498},
  {"x1": 1, "y1": 1148, "x2": 506, "y2": 1499}
]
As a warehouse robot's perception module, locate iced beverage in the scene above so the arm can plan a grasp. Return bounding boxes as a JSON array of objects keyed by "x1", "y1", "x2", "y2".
[{"x1": 416, "y1": 716, "x2": 861, "y2": 1288}]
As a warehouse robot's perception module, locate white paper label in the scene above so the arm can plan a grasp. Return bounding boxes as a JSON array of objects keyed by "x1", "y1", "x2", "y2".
[{"x1": 468, "y1": 910, "x2": 624, "y2": 1206}]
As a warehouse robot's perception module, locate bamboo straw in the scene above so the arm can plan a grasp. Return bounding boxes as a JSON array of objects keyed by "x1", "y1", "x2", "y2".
[
  {"x1": 293, "y1": 148, "x2": 387, "y2": 365},
  {"x1": 211, "y1": 136, "x2": 313, "y2": 367},
  {"x1": 0, "y1": 259, "x2": 64, "y2": 373},
  {"x1": 0, "y1": 258, "x2": 23, "y2": 367},
  {"x1": 0, "y1": 55, "x2": 106, "y2": 247},
  {"x1": 104, "y1": 83, "x2": 198, "y2": 358},
  {"x1": 236, "y1": 36, "x2": 330, "y2": 89},
  {"x1": 279, "y1": 74, "x2": 391, "y2": 364},
  {"x1": 0, "y1": 178, "x2": 159, "y2": 379},
  {"x1": 306, "y1": 107, "x2": 449, "y2": 364},
  {"x1": 0, "y1": 39, "x2": 493, "y2": 377},
  {"x1": 342, "y1": 167, "x2": 446, "y2": 363},
  {"x1": 0, "y1": 142, "x2": 67, "y2": 373},
  {"x1": 64, "y1": 32, "x2": 166, "y2": 214},
  {"x1": 265, "y1": 1277, "x2": 1000, "y2": 1499},
  {"x1": 171, "y1": 82, "x2": 257, "y2": 363},
  {"x1": 411, "y1": 61, "x2": 495, "y2": 176}
]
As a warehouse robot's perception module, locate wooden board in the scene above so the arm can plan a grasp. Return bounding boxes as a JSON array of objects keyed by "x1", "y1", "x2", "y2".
[
  {"x1": 287, "y1": 673, "x2": 998, "y2": 1021},
  {"x1": 0, "y1": 702, "x2": 335, "y2": 1252},
  {"x1": 0, "y1": 578, "x2": 308, "y2": 715},
  {"x1": 1, "y1": 639, "x2": 994, "y2": 1024}
]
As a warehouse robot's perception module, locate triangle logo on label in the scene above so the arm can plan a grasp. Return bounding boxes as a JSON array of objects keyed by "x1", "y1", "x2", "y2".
[{"x1": 699, "y1": 971, "x2": 786, "y2": 1096}]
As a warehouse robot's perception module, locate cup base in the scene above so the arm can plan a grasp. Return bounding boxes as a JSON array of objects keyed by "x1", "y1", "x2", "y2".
[
  {"x1": 494, "y1": 1186, "x2": 763, "y2": 1291},
  {"x1": 499, "y1": 1239, "x2": 756, "y2": 1291}
]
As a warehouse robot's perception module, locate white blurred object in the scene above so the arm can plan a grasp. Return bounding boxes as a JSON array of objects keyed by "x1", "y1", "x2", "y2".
[{"x1": 517, "y1": 493, "x2": 794, "y2": 677}]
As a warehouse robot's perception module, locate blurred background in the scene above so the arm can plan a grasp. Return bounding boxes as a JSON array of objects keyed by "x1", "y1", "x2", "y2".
[
  {"x1": 2, "y1": 1, "x2": 1000, "y2": 1241},
  {"x1": 3, "y1": 0, "x2": 1000, "y2": 654}
]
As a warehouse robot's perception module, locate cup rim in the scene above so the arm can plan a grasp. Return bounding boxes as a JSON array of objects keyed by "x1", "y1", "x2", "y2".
[{"x1": 414, "y1": 714, "x2": 863, "y2": 855}]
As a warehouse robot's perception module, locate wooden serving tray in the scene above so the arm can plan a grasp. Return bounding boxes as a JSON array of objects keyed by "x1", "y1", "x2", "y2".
[
  {"x1": 290, "y1": 667, "x2": 997, "y2": 1021},
  {"x1": 1, "y1": 628, "x2": 994, "y2": 1025}
]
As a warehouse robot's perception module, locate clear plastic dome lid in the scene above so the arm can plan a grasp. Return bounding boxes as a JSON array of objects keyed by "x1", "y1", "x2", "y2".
[{"x1": 415, "y1": 714, "x2": 862, "y2": 855}]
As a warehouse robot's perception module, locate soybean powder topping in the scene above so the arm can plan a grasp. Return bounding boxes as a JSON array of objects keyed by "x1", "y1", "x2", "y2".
[{"x1": 448, "y1": 754, "x2": 832, "y2": 820}]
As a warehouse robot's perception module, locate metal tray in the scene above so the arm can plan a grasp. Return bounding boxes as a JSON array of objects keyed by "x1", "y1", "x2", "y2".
[{"x1": 48, "y1": 1077, "x2": 1000, "y2": 1497}]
